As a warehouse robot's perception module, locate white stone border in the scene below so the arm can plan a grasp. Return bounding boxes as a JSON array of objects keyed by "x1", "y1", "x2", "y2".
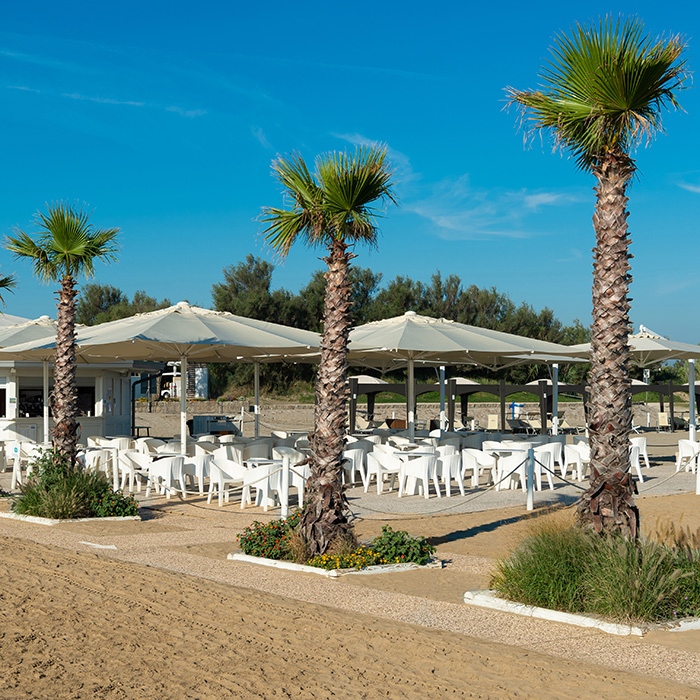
[
  {"x1": 0, "y1": 511, "x2": 141, "y2": 526},
  {"x1": 228, "y1": 552, "x2": 442, "y2": 578},
  {"x1": 464, "y1": 590, "x2": 645, "y2": 637}
]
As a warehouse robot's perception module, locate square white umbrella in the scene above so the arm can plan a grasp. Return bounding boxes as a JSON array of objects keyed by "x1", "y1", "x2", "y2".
[
  {"x1": 347, "y1": 311, "x2": 581, "y2": 439},
  {"x1": 0, "y1": 302, "x2": 321, "y2": 447}
]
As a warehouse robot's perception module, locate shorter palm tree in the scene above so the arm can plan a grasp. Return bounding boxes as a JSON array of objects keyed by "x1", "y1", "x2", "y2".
[
  {"x1": 261, "y1": 146, "x2": 396, "y2": 555},
  {"x1": 6, "y1": 203, "x2": 119, "y2": 464}
]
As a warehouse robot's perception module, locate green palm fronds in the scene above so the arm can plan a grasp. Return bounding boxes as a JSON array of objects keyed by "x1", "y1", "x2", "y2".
[{"x1": 507, "y1": 17, "x2": 687, "y2": 170}]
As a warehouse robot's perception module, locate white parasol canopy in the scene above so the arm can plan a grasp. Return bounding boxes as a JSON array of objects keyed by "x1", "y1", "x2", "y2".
[
  {"x1": 567, "y1": 325, "x2": 700, "y2": 367},
  {"x1": 0, "y1": 302, "x2": 321, "y2": 445},
  {"x1": 348, "y1": 311, "x2": 578, "y2": 438}
]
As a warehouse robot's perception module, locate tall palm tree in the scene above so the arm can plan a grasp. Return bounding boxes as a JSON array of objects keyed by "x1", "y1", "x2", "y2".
[
  {"x1": 508, "y1": 18, "x2": 687, "y2": 536},
  {"x1": 6, "y1": 204, "x2": 119, "y2": 464},
  {"x1": 261, "y1": 146, "x2": 396, "y2": 556}
]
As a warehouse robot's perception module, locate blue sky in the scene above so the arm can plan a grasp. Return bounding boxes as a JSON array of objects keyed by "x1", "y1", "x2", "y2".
[{"x1": 1, "y1": 1, "x2": 698, "y2": 341}]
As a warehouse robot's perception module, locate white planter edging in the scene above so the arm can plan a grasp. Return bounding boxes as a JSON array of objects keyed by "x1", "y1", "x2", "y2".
[
  {"x1": 464, "y1": 590, "x2": 645, "y2": 637},
  {"x1": 228, "y1": 552, "x2": 442, "y2": 578},
  {"x1": 0, "y1": 511, "x2": 141, "y2": 526},
  {"x1": 228, "y1": 552, "x2": 338, "y2": 577}
]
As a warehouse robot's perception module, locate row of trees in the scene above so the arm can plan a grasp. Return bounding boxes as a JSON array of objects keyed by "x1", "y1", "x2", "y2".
[{"x1": 209, "y1": 254, "x2": 591, "y2": 392}]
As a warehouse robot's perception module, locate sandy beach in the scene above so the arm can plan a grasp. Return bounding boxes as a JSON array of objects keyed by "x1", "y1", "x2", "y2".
[{"x1": 3, "y1": 414, "x2": 700, "y2": 698}]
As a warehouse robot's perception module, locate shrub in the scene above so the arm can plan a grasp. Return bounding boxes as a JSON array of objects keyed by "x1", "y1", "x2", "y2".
[
  {"x1": 237, "y1": 510, "x2": 302, "y2": 560},
  {"x1": 12, "y1": 448, "x2": 138, "y2": 519},
  {"x1": 582, "y1": 534, "x2": 686, "y2": 623},
  {"x1": 490, "y1": 522, "x2": 591, "y2": 612},
  {"x1": 369, "y1": 525, "x2": 436, "y2": 566},
  {"x1": 491, "y1": 522, "x2": 700, "y2": 625}
]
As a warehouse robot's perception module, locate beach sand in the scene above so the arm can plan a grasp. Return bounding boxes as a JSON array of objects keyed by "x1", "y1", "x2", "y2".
[{"x1": 3, "y1": 412, "x2": 700, "y2": 698}]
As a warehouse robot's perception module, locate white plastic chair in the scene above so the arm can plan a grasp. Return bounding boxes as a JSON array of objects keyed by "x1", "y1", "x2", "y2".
[
  {"x1": 243, "y1": 442, "x2": 271, "y2": 461},
  {"x1": 438, "y1": 452, "x2": 464, "y2": 496},
  {"x1": 146, "y1": 455, "x2": 186, "y2": 499},
  {"x1": 341, "y1": 447, "x2": 366, "y2": 486},
  {"x1": 630, "y1": 436, "x2": 650, "y2": 470},
  {"x1": 207, "y1": 457, "x2": 247, "y2": 507},
  {"x1": 398, "y1": 453, "x2": 440, "y2": 499},
  {"x1": 496, "y1": 452, "x2": 527, "y2": 491},
  {"x1": 676, "y1": 439, "x2": 700, "y2": 473},
  {"x1": 629, "y1": 444, "x2": 644, "y2": 482},
  {"x1": 83, "y1": 448, "x2": 114, "y2": 477},
  {"x1": 365, "y1": 450, "x2": 402, "y2": 494},
  {"x1": 533, "y1": 445, "x2": 556, "y2": 491},
  {"x1": 183, "y1": 454, "x2": 212, "y2": 495},
  {"x1": 460, "y1": 448, "x2": 496, "y2": 488},
  {"x1": 117, "y1": 450, "x2": 151, "y2": 493}
]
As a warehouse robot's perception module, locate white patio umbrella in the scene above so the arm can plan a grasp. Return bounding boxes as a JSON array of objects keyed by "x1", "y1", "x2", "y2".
[
  {"x1": 569, "y1": 325, "x2": 700, "y2": 439},
  {"x1": 0, "y1": 312, "x2": 32, "y2": 328},
  {"x1": 0, "y1": 316, "x2": 59, "y2": 443},
  {"x1": 348, "y1": 311, "x2": 578, "y2": 439},
  {"x1": 0, "y1": 302, "x2": 321, "y2": 447}
]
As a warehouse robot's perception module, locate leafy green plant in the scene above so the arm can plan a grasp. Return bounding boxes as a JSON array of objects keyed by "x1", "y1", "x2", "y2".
[
  {"x1": 12, "y1": 448, "x2": 138, "y2": 519},
  {"x1": 369, "y1": 525, "x2": 436, "y2": 566},
  {"x1": 237, "y1": 510, "x2": 302, "y2": 560},
  {"x1": 89, "y1": 488, "x2": 139, "y2": 517}
]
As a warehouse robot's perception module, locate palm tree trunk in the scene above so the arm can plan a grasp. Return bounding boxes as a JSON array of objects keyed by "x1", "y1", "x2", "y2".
[
  {"x1": 52, "y1": 275, "x2": 80, "y2": 467},
  {"x1": 577, "y1": 153, "x2": 639, "y2": 537},
  {"x1": 300, "y1": 240, "x2": 355, "y2": 556}
]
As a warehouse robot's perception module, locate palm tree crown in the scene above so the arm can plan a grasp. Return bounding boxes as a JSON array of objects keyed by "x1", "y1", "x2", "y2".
[
  {"x1": 7, "y1": 203, "x2": 119, "y2": 281},
  {"x1": 507, "y1": 17, "x2": 687, "y2": 170},
  {"x1": 262, "y1": 147, "x2": 396, "y2": 254}
]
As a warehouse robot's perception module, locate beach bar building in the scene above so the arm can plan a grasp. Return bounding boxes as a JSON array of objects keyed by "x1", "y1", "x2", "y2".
[{"x1": 0, "y1": 360, "x2": 161, "y2": 443}]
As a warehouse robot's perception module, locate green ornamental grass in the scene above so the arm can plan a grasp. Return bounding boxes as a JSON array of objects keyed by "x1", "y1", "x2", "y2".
[{"x1": 491, "y1": 521, "x2": 700, "y2": 625}]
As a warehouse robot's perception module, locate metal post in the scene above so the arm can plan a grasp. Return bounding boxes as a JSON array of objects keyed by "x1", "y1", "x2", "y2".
[
  {"x1": 348, "y1": 376, "x2": 358, "y2": 434},
  {"x1": 407, "y1": 359, "x2": 415, "y2": 442},
  {"x1": 254, "y1": 362, "x2": 260, "y2": 438},
  {"x1": 689, "y1": 360, "x2": 696, "y2": 442},
  {"x1": 42, "y1": 360, "x2": 50, "y2": 444},
  {"x1": 526, "y1": 447, "x2": 535, "y2": 511},
  {"x1": 551, "y1": 363, "x2": 559, "y2": 436},
  {"x1": 180, "y1": 355, "x2": 188, "y2": 449},
  {"x1": 280, "y1": 455, "x2": 290, "y2": 518},
  {"x1": 439, "y1": 366, "x2": 446, "y2": 434}
]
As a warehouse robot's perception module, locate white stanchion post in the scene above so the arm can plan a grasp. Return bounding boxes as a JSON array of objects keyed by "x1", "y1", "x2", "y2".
[
  {"x1": 111, "y1": 447, "x2": 119, "y2": 491},
  {"x1": 280, "y1": 456, "x2": 290, "y2": 518},
  {"x1": 439, "y1": 365, "x2": 446, "y2": 434},
  {"x1": 254, "y1": 362, "x2": 260, "y2": 439},
  {"x1": 689, "y1": 359, "x2": 696, "y2": 443},
  {"x1": 526, "y1": 448, "x2": 535, "y2": 511}
]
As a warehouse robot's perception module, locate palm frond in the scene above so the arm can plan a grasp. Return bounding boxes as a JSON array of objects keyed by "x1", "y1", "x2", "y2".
[
  {"x1": 261, "y1": 145, "x2": 396, "y2": 254},
  {"x1": 507, "y1": 16, "x2": 688, "y2": 170},
  {"x1": 5, "y1": 203, "x2": 120, "y2": 282}
]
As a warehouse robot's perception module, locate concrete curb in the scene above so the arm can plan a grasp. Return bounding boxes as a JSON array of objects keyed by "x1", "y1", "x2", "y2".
[
  {"x1": 463, "y1": 590, "x2": 645, "y2": 636},
  {"x1": 228, "y1": 552, "x2": 441, "y2": 578},
  {"x1": 0, "y1": 512, "x2": 141, "y2": 526}
]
